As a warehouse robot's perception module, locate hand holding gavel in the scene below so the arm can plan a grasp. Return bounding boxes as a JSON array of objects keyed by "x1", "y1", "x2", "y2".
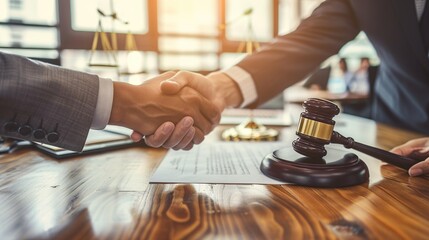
[{"x1": 292, "y1": 98, "x2": 423, "y2": 170}]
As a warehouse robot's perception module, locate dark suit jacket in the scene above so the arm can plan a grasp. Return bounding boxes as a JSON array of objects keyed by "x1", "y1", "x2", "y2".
[
  {"x1": 0, "y1": 52, "x2": 99, "y2": 151},
  {"x1": 237, "y1": 0, "x2": 429, "y2": 135},
  {"x1": 367, "y1": 65, "x2": 379, "y2": 103}
]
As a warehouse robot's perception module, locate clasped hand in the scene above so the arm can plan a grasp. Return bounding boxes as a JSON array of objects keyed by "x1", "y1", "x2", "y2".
[{"x1": 111, "y1": 71, "x2": 225, "y2": 150}]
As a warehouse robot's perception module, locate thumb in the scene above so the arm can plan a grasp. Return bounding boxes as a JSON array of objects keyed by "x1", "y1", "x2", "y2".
[
  {"x1": 160, "y1": 71, "x2": 214, "y2": 99},
  {"x1": 390, "y1": 146, "x2": 415, "y2": 156},
  {"x1": 130, "y1": 130, "x2": 143, "y2": 142},
  {"x1": 160, "y1": 79, "x2": 182, "y2": 95}
]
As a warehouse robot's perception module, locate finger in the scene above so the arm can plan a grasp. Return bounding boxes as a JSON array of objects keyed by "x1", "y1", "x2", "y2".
[
  {"x1": 391, "y1": 138, "x2": 429, "y2": 153},
  {"x1": 196, "y1": 91, "x2": 222, "y2": 125},
  {"x1": 193, "y1": 128, "x2": 205, "y2": 144},
  {"x1": 161, "y1": 71, "x2": 215, "y2": 99},
  {"x1": 181, "y1": 87, "x2": 220, "y2": 134},
  {"x1": 162, "y1": 117, "x2": 194, "y2": 148},
  {"x1": 191, "y1": 111, "x2": 219, "y2": 136},
  {"x1": 390, "y1": 146, "x2": 417, "y2": 157},
  {"x1": 391, "y1": 145, "x2": 429, "y2": 158},
  {"x1": 172, "y1": 127, "x2": 195, "y2": 150},
  {"x1": 130, "y1": 131, "x2": 143, "y2": 142},
  {"x1": 182, "y1": 142, "x2": 195, "y2": 151},
  {"x1": 408, "y1": 147, "x2": 429, "y2": 161},
  {"x1": 144, "y1": 122, "x2": 175, "y2": 148},
  {"x1": 160, "y1": 80, "x2": 181, "y2": 95},
  {"x1": 408, "y1": 158, "x2": 429, "y2": 176}
]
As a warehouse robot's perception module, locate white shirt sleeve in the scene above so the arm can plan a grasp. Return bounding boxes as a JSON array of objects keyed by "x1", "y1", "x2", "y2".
[
  {"x1": 222, "y1": 66, "x2": 258, "y2": 107},
  {"x1": 91, "y1": 77, "x2": 114, "y2": 130}
]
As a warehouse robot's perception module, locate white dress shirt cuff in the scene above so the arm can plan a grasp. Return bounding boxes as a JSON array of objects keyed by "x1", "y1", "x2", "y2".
[
  {"x1": 222, "y1": 66, "x2": 258, "y2": 107},
  {"x1": 91, "y1": 77, "x2": 113, "y2": 130}
]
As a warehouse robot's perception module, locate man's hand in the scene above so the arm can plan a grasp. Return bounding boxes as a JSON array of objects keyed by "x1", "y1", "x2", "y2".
[
  {"x1": 132, "y1": 71, "x2": 244, "y2": 150},
  {"x1": 391, "y1": 137, "x2": 429, "y2": 176},
  {"x1": 133, "y1": 116, "x2": 199, "y2": 150},
  {"x1": 160, "y1": 71, "x2": 243, "y2": 110},
  {"x1": 109, "y1": 72, "x2": 221, "y2": 148}
]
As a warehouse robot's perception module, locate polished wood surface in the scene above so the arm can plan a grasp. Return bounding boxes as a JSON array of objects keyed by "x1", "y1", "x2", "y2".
[{"x1": 0, "y1": 108, "x2": 428, "y2": 239}]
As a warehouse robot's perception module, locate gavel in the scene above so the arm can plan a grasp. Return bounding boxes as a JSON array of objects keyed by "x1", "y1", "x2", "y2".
[{"x1": 292, "y1": 98, "x2": 420, "y2": 170}]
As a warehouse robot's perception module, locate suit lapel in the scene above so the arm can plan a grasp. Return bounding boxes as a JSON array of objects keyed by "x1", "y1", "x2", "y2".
[{"x1": 391, "y1": 0, "x2": 429, "y2": 71}]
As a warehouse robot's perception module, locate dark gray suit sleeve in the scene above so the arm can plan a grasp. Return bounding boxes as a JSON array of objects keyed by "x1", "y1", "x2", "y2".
[
  {"x1": 237, "y1": 0, "x2": 360, "y2": 107},
  {"x1": 0, "y1": 52, "x2": 99, "y2": 151}
]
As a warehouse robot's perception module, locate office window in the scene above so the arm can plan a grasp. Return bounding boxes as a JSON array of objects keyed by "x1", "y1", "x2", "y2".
[
  {"x1": 159, "y1": 53, "x2": 218, "y2": 72},
  {"x1": 71, "y1": 0, "x2": 148, "y2": 34},
  {"x1": 56, "y1": 0, "x2": 379, "y2": 74},
  {"x1": 0, "y1": 25, "x2": 58, "y2": 48},
  {"x1": 339, "y1": 32, "x2": 379, "y2": 63},
  {"x1": 278, "y1": 0, "x2": 299, "y2": 35},
  {"x1": 0, "y1": 0, "x2": 60, "y2": 64},
  {"x1": 59, "y1": 0, "x2": 155, "y2": 51},
  {"x1": 0, "y1": 48, "x2": 58, "y2": 59},
  {"x1": 225, "y1": 0, "x2": 274, "y2": 42},
  {"x1": 157, "y1": 0, "x2": 219, "y2": 72},
  {"x1": 159, "y1": 37, "x2": 219, "y2": 53},
  {"x1": 279, "y1": 0, "x2": 325, "y2": 35},
  {"x1": 0, "y1": 0, "x2": 57, "y2": 25},
  {"x1": 301, "y1": 0, "x2": 324, "y2": 19},
  {"x1": 220, "y1": 53, "x2": 246, "y2": 69},
  {"x1": 220, "y1": 0, "x2": 278, "y2": 54},
  {"x1": 158, "y1": 0, "x2": 218, "y2": 36}
]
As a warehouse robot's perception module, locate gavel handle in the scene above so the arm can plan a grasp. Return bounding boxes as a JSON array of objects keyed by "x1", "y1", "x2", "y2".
[
  {"x1": 331, "y1": 131, "x2": 420, "y2": 170},
  {"x1": 349, "y1": 141, "x2": 419, "y2": 170}
]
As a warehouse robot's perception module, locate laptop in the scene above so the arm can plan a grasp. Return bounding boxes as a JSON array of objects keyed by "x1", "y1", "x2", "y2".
[{"x1": 220, "y1": 93, "x2": 293, "y2": 126}]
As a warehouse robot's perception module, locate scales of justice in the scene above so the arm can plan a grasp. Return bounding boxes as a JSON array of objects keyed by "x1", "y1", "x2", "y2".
[
  {"x1": 221, "y1": 8, "x2": 280, "y2": 142},
  {"x1": 87, "y1": 0, "x2": 140, "y2": 77}
]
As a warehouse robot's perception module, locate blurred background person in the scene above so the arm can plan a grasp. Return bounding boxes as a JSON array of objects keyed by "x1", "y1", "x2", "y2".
[
  {"x1": 346, "y1": 57, "x2": 371, "y2": 94},
  {"x1": 343, "y1": 57, "x2": 379, "y2": 118}
]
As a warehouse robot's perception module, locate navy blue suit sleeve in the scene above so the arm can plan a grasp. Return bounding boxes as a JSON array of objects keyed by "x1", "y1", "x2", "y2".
[{"x1": 237, "y1": 0, "x2": 360, "y2": 106}]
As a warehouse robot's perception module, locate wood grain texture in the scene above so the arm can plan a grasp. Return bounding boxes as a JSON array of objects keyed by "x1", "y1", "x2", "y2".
[{"x1": 0, "y1": 112, "x2": 428, "y2": 240}]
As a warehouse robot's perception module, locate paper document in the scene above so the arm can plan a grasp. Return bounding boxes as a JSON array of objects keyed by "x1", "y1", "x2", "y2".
[{"x1": 150, "y1": 142, "x2": 287, "y2": 184}]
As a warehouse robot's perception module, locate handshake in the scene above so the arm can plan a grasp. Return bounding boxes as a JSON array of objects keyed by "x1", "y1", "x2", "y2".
[{"x1": 109, "y1": 71, "x2": 243, "y2": 150}]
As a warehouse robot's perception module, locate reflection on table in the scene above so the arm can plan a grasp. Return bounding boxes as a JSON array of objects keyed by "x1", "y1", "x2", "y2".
[{"x1": 0, "y1": 107, "x2": 428, "y2": 239}]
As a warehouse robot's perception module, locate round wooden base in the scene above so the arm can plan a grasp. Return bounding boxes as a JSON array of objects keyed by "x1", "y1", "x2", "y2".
[{"x1": 260, "y1": 146, "x2": 369, "y2": 188}]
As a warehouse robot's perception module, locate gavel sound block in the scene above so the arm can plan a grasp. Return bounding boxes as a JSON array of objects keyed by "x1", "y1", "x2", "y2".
[{"x1": 260, "y1": 98, "x2": 422, "y2": 188}]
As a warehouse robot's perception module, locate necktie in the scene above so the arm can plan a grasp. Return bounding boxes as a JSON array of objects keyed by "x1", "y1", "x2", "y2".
[{"x1": 420, "y1": 1, "x2": 429, "y2": 53}]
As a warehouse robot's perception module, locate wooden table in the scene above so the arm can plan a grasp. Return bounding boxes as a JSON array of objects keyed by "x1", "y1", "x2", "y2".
[{"x1": 0, "y1": 110, "x2": 428, "y2": 239}]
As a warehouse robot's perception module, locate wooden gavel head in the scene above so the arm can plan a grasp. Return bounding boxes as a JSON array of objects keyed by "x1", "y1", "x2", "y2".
[
  {"x1": 264, "y1": 98, "x2": 419, "y2": 186},
  {"x1": 292, "y1": 98, "x2": 340, "y2": 158}
]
